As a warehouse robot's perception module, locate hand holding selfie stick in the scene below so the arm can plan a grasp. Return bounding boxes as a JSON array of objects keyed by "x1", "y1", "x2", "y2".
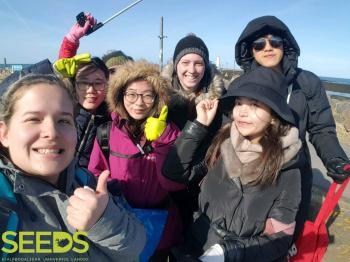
[{"x1": 76, "y1": 0, "x2": 143, "y2": 35}]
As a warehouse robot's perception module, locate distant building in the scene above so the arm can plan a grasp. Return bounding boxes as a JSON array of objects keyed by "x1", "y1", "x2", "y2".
[
  {"x1": 216, "y1": 56, "x2": 221, "y2": 69},
  {"x1": 11, "y1": 64, "x2": 23, "y2": 72},
  {"x1": 220, "y1": 68, "x2": 242, "y2": 80}
]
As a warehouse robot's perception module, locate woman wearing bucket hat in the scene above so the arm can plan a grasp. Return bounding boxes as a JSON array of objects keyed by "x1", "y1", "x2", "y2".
[
  {"x1": 234, "y1": 15, "x2": 350, "y2": 240},
  {"x1": 163, "y1": 67, "x2": 302, "y2": 261},
  {"x1": 161, "y1": 33, "x2": 226, "y2": 233}
]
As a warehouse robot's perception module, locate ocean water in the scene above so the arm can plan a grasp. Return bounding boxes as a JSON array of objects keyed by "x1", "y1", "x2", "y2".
[
  {"x1": 320, "y1": 76, "x2": 350, "y2": 86},
  {"x1": 0, "y1": 63, "x2": 32, "y2": 70},
  {"x1": 1, "y1": 63, "x2": 350, "y2": 86}
]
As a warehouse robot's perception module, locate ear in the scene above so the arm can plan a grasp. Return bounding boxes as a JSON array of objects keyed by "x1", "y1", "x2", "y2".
[
  {"x1": 270, "y1": 118, "x2": 276, "y2": 125},
  {"x1": 0, "y1": 121, "x2": 9, "y2": 148}
]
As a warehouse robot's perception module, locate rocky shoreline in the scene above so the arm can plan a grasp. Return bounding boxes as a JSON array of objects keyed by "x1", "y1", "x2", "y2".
[{"x1": 329, "y1": 95, "x2": 350, "y2": 152}]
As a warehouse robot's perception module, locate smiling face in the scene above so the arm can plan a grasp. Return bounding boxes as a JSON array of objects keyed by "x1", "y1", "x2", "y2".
[
  {"x1": 0, "y1": 84, "x2": 77, "y2": 185},
  {"x1": 123, "y1": 80, "x2": 155, "y2": 121},
  {"x1": 232, "y1": 97, "x2": 273, "y2": 143},
  {"x1": 75, "y1": 67, "x2": 107, "y2": 113},
  {"x1": 252, "y1": 34, "x2": 284, "y2": 72},
  {"x1": 176, "y1": 53, "x2": 205, "y2": 93}
]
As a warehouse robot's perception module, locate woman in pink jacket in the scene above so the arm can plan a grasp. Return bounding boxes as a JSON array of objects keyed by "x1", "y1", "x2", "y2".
[{"x1": 88, "y1": 60, "x2": 185, "y2": 261}]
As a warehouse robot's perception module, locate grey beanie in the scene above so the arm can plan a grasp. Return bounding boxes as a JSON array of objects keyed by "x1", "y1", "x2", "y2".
[{"x1": 173, "y1": 34, "x2": 209, "y2": 67}]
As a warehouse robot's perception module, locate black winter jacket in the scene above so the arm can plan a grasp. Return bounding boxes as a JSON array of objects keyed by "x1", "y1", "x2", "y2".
[
  {"x1": 75, "y1": 103, "x2": 110, "y2": 167},
  {"x1": 163, "y1": 121, "x2": 301, "y2": 261},
  {"x1": 161, "y1": 63, "x2": 226, "y2": 227}
]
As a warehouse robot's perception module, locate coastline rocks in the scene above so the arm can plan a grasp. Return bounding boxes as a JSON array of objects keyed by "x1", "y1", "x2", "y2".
[{"x1": 329, "y1": 95, "x2": 350, "y2": 146}]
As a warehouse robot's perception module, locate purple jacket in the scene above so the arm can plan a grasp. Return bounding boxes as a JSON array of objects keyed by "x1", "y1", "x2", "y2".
[{"x1": 88, "y1": 113, "x2": 185, "y2": 250}]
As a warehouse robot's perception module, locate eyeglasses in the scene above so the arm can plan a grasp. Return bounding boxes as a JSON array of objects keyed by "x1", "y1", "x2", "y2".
[
  {"x1": 124, "y1": 91, "x2": 155, "y2": 104},
  {"x1": 108, "y1": 68, "x2": 117, "y2": 74},
  {"x1": 252, "y1": 35, "x2": 283, "y2": 51},
  {"x1": 75, "y1": 81, "x2": 106, "y2": 92}
]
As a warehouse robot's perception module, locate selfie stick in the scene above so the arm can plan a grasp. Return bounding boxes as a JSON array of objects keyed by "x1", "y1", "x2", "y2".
[{"x1": 78, "y1": 0, "x2": 144, "y2": 35}]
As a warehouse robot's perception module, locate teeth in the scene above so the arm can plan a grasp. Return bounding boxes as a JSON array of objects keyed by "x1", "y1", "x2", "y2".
[
  {"x1": 37, "y1": 149, "x2": 61, "y2": 154},
  {"x1": 186, "y1": 75, "x2": 196, "y2": 80}
]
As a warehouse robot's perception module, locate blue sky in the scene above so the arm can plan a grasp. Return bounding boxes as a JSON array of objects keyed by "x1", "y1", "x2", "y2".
[{"x1": 1, "y1": 0, "x2": 349, "y2": 78}]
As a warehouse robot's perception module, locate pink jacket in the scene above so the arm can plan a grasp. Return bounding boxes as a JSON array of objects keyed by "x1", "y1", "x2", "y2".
[{"x1": 88, "y1": 113, "x2": 185, "y2": 250}]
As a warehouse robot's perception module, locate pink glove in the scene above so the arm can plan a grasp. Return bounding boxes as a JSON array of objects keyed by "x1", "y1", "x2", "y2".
[{"x1": 65, "y1": 13, "x2": 97, "y2": 44}]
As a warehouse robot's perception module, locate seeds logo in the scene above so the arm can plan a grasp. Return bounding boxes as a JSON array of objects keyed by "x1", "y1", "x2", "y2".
[{"x1": 1, "y1": 231, "x2": 89, "y2": 254}]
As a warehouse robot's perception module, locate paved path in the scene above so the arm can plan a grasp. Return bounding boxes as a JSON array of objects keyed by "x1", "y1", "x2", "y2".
[
  {"x1": 309, "y1": 140, "x2": 350, "y2": 200},
  {"x1": 308, "y1": 139, "x2": 350, "y2": 261}
]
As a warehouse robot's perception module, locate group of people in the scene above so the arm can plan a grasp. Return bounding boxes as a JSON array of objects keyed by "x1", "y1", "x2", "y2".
[{"x1": 0, "y1": 13, "x2": 349, "y2": 262}]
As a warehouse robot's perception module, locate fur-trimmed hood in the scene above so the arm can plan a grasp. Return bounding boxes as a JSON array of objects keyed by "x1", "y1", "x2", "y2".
[
  {"x1": 161, "y1": 62, "x2": 226, "y2": 105},
  {"x1": 107, "y1": 60, "x2": 171, "y2": 118}
]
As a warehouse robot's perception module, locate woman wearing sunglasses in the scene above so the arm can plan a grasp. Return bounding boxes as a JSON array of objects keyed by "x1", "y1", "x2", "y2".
[{"x1": 234, "y1": 15, "x2": 350, "y2": 241}]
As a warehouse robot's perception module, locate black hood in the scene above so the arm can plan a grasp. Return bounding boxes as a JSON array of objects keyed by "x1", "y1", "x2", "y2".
[{"x1": 235, "y1": 16, "x2": 300, "y2": 83}]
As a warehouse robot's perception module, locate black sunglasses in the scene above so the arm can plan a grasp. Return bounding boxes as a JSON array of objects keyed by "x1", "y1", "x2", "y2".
[{"x1": 252, "y1": 35, "x2": 283, "y2": 51}]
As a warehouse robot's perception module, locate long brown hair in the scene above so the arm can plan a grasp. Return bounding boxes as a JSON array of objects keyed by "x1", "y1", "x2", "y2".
[{"x1": 205, "y1": 113, "x2": 291, "y2": 187}]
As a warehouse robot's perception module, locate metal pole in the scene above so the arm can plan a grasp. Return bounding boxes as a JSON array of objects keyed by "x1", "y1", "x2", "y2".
[
  {"x1": 103, "y1": 0, "x2": 143, "y2": 25},
  {"x1": 84, "y1": 0, "x2": 144, "y2": 35},
  {"x1": 158, "y1": 16, "x2": 167, "y2": 71}
]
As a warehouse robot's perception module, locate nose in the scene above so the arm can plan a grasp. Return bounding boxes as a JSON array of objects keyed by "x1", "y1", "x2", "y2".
[
  {"x1": 86, "y1": 84, "x2": 96, "y2": 93},
  {"x1": 134, "y1": 94, "x2": 145, "y2": 105},
  {"x1": 264, "y1": 39, "x2": 273, "y2": 51},
  {"x1": 187, "y1": 63, "x2": 196, "y2": 73},
  {"x1": 41, "y1": 119, "x2": 59, "y2": 139},
  {"x1": 238, "y1": 104, "x2": 249, "y2": 116}
]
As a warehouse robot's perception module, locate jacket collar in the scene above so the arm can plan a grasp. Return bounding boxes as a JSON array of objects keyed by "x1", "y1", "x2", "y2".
[
  {"x1": 161, "y1": 62, "x2": 226, "y2": 105},
  {"x1": 78, "y1": 102, "x2": 109, "y2": 119},
  {"x1": 221, "y1": 124, "x2": 301, "y2": 185},
  {"x1": 0, "y1": 157, "x2": 77, "y2": 197}
]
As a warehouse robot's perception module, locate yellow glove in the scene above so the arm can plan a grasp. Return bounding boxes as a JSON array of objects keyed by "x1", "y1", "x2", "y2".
[
  {"x1": 145, "y1": 106, "x2": 168, "y2": 141},
  {"x1": 53, "y1": 53, "x2": 91, "y2": 77}
]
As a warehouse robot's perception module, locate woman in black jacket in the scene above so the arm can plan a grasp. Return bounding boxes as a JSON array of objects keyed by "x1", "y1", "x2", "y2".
[
  {"x1": 161, "y1": 34, "x2": 226, "y2": 234},
  {"x1": 71, "y1": 58, "x2": 111, "y2": 168},
  {"x1": 163, "y1": 67, "x2": 302, "y2": 261},
  {"x1": 55, "y1": 56, "x2": 111, "y2": 168}
]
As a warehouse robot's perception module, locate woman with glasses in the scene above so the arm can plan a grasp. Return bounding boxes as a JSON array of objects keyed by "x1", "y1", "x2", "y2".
[
  {"x1": 88, "y1": 60, "x2": 185, "y2": 261},
  {"x1": 234, "y1": 15, "x2": 350, "y2": 241},
  {"x1": 64, "y1": 57, "x2": 111, "y2": 168}
]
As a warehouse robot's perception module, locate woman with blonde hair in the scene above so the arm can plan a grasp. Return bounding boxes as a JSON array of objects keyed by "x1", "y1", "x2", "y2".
[{"x1": 0, "y1": 74, "x2": 145, "y2": 261}]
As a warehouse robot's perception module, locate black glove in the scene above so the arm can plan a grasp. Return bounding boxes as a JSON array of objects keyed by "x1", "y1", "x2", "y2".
[
  {"x1": 220, "y1": 239, "x2": 245, "y2": 262},
  {"x1": 211, "y1": 218, "x2": 245, "y2": 262},
  {"x1": 326, "y1": 158, "x2": 350, "y2": 184}
]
